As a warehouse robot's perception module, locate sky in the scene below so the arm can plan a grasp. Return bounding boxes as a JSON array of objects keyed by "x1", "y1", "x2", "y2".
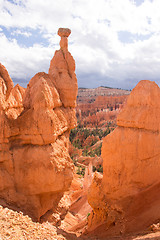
[{"x1": 0, "y1": 0, "x2": 160, "y2": 90}]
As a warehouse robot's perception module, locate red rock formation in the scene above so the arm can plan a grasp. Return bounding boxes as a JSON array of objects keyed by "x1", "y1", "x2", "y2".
[
  {"x1": 0, "y1": 28, "x2": 77, "y2": 221},
  {"x1": 83, "y1": 135, "x2": 100, "y2": 147},
  {"x1": 76, "y1": 95, "x2": 128, "y2": 128},
  {"x1": 5, "y1": 84, "x2": 25, "y2": 119},
  {"x1": 87, "y1": 80, "x2": 160, "y2": 237},
  {"x1": 0, "y1": 63, "x2": 14, "y2": 100},
  {"x1": 69, "y1": 142, "x2": 82, "y2": 159},
  {"x1": 49, "y1": 28, "x2": 77, "y2": 108},
  {"x1": 60, "y1": 168, "x2": 93, "y2": 234}
]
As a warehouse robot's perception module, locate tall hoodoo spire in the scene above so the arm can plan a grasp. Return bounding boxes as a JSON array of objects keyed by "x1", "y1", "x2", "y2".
[{"x1": 49, "y1": 28, "x2": 78, "y2": 108}]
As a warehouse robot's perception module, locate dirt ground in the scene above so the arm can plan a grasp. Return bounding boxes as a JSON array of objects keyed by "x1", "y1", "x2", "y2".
[{"x1": 0, "y1": 204, "x2": 160, "y2": 240}]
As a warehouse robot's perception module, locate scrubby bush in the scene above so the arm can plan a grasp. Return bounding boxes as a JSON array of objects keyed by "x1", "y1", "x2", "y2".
[
  {"x1": 77, "y1": 166, "x2": 85, "y2": 176},
  {"x1": 92, "y1": 164, "x2": 103, "y2": 173},
  {"x1": 94, "y1": 143, "x2": 102, "y2": 156}
]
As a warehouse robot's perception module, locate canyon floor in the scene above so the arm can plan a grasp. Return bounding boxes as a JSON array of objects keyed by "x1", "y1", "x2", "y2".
[{"x1": 0, "y1": 204, "x2": 160, "y2": 240}]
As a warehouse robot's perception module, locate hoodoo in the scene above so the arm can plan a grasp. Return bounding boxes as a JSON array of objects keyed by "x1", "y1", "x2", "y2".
[
  {"x1": 0, "y1": 28, "x2": 78, "y2": 221},
  {"x1": 87, "y1": 80, "x2": 160, "y2": 237}
]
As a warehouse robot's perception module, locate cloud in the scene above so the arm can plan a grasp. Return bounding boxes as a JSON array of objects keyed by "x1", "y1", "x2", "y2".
[
  {"x1": 11, "y1": 29, "x2": 32, "y2": 37},
  {"x1": 0, "y1": 0, "x2": 160, "y2": 89},
  {"x1": 0, "y1": 32, "x2": 53, "y2": 84}
]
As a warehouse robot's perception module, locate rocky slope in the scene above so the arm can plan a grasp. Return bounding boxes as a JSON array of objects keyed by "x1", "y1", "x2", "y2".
[
  {"x1": 0, "y1": 203, "x2": 160, "y2": 240},
  {"x1": 0, "y1": 205, "x2": 66, "y2": 240},
  {"x1": 87, "y1": 80, "x2": 160, "y2": 238},
  {"x1": 0, "y1": 28, "x2": 77, "y2": 221}
]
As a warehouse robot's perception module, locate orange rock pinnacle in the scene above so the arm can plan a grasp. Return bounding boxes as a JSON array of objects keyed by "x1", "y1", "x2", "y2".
[{"x1": 58, "y1": 28, "x2": 71, "y2": 51}]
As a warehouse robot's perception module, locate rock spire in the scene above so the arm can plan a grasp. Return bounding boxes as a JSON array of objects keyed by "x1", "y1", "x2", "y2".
[{"x1": 0, "y1": 28, "x2": 78, "y2": 221}]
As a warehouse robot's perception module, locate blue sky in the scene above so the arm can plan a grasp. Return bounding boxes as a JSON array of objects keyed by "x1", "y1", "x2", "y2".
[{"x1": 0, "y1": 0, "x2": 160, "y2": 89}]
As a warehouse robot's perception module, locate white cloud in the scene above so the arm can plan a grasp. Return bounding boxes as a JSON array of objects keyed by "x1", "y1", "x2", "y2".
[
  {"x1": 11, "y1": 29, "x2": 32, "y2": 37},
  {"x1": 0, "y1": 33, "x2": 53, "y2": 84},
  {"x1": 0, "y1": 0, "x2": 160, "y2": 89}
]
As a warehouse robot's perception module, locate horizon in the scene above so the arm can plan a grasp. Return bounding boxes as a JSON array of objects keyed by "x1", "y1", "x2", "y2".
[
  {"x1": 11, "y1": 80, "x2": 132, "y2": 91},
  {"x1": 78, "y1": 85, "x2": 131, "y2": 91},
  {"x1": 1, "y1": 0, "x2": 160, "y2": 90}
]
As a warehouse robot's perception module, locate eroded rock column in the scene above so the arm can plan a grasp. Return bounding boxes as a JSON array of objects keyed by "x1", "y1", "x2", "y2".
[
  {"x1": 0, "y1": 28, "x2": 78, "y2": 221},
  {"x1": 49, "y1": 28, "x2": 78, "y2": 108}
]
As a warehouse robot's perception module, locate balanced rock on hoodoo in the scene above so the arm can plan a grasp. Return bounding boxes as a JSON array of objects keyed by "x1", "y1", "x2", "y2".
[
  {"x1": 87, "y1": 80, "x2": 160, "y2": 237},
  {"x1": 48, "y1": 29, "x2": 77, "y2": 108},
  {"x1": 0, "y1": 28, "x2": 77, "y2": 221}
]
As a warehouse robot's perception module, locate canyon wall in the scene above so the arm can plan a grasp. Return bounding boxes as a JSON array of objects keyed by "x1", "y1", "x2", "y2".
[
  {"x1": 87, "y1": 80, "x2": 160, "y2": 237},
  {"x1": 76, "y1": 95, "x2": 129, "y2": 128},
  {"x1": 0, "y1": 28, "x2": 78, "y2": 221}
]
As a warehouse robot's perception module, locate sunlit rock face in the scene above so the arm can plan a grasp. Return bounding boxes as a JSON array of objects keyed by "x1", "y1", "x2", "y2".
[
  {"x1": 0, "y1": 28, "x2": 78, "y2": 221},
  {"x1": 87, "y1": 80, "x2": 160, "y2": 237},
  {"x1": 48, "y1": 28, "x2": 77, "y2": 108}
]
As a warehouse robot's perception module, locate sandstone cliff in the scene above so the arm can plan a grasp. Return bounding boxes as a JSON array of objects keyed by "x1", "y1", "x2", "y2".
[
  {"x1": 0, "y1": 28, "x2": 78, "y2": 221},
  {"x1": 87, "y1": 80, "x2": 160, "y2": 237}
]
